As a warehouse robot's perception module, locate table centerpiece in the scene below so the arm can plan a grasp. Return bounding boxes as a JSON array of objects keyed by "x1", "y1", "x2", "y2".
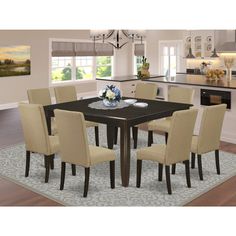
[{"x1": 99, "y1": 85, "x2": 121, "y2": 107}]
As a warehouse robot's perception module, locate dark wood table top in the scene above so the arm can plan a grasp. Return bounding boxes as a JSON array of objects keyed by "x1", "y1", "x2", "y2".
[{"x1": 44, "y1": 97, "x2": 192, "y2": 127}]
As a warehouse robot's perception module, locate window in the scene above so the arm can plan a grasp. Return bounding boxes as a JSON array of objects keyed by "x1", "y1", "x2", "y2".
[
  {"x1": 159, "y1": 40, "x2": 183, "y2": 77},
  {"x1": 51, "y1": 40, "x2": 113, "y2": 83},
  {"x1": 133, "y1": 43, "x2": 146, "y2": 74}
]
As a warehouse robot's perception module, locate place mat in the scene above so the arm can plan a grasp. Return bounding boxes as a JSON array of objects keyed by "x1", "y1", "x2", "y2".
[{"x1": 88, "y1": 100, "x2": 130, "y2": 110}]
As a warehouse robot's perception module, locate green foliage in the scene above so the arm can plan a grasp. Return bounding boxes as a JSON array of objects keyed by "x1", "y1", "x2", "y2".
[
  {"x1": 62, "y1": 67, "x2": 72, "y2": 81},
  {"x1": 96, "y1": 56, "x2": 111, "y2": 77}
]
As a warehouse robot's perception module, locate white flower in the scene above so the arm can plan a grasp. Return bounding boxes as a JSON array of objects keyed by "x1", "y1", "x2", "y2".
[
  {"x1": 99, "y1": 89, "x2": 106, "y2": 97},
  {"x1": 106, "y1": 89, "x2": 115, "y2": 100}
]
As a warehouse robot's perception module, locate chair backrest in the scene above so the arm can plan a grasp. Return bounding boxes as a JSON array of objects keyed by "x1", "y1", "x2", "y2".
[
  {"x1": 165, "y1": 109, "x2": 198, "y2": 165},
  {"x1": 197, "y1": 104, "x2": 227, "y2": 153},
  {"x1": 27, "y1": 88, "x2": 52, "y2": 106},
  {"x1": 18, "y1": 103, "x2": 51, "y2": 154},
  {"x1": 135, "y1": 83, "x2": 158, "y2": 100},
  {"x1": 54, "y1": 109, "x2": 90, "y2": 167},
  {"x1": 168, "y1": 87, "x2": 194, "y2": 104},
  {"x1": 54, "y1": 86, "x2": 77, "y2": 103}
]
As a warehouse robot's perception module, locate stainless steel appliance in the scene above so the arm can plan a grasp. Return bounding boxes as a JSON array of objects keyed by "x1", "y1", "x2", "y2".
[{"x1": 201, "y1": 89, "x2": 231, "y2": 109}]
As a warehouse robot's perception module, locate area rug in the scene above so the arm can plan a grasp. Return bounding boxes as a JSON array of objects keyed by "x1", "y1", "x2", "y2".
[{"x1": 0, "y1": 125, "x2": 236, "y2": 206}]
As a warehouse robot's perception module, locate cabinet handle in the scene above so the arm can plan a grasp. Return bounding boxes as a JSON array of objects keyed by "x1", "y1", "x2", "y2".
[{"x1": 132, "y1": 84, "x2": 135, "y2": 86}]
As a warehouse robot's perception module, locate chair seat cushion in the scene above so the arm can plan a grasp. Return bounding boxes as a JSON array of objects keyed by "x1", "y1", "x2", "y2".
[
  {"x1": 85, "y1": 121, "x2": 99, "y2": 128},
  {"x1": 49, "y1": 135, "x2": 59, "y2": 154},
  {"x1": 137, "y1": 144, "x2": 166, "y2": 164},
  {"x1": 89, "y1": 145, "x2": 115, "y2": 165},
  {"x1": 148, "y1": 118, "x2": 171, "y2": 133}
]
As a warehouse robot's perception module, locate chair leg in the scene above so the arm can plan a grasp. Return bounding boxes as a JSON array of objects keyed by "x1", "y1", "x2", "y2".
[
  {"x1": 158, "y1": 163, "x2": 163, "y2": 181},
  {"x1": 114, "y1": 127, "x2": 118, "y2": 145},
  {"x1": 191, "y1": 153, "x2": 196, "y2": 169},
  {"x1": 165, "y1": 132, "x2": 168, "y2": 144},
  {"x1": 148, "y1": 130, "x2": 153, "y2": 147},
  {"x1": 83, "y1": 168, "x2": 90, "y2": 198},
  {"x1": 165, "y1": 165, "x2": 172, "y2": 194},
  {"x1": 215, "y1": 149, "x2": 220, "y2": 175},
  {"x1": 197, "y1": 154, "x2": 203, "y2": 180},
  {"x1": 171, "y1": 164, "x2": 176, "y2": 174},
  {"x1": 136, "y1": 160, "x2": 142, "y2": 188},
  {"x1": 71, "y1": 164, "x2": 76, "y2": 176},
  {"x1": 109, "y1": 161, "x2": 115, "y2": 189},
  {"x1": 44, "y1": 155, "x2": 51, "y2": 183},
  {"x1": 50, "y1": 154, "x2": 54, "y2": 170},
  {"x1": 132, "y1": 126, "x2": 138, "y2": 149},
  {"x1": 25, "y1": 151, "x2": 30, "y2": 177},
  {"x1": 60, "y1": 162, "x2": 66, "y2": 190},
  {"x1": 184, "y1": 160, "x2": 191, "y2": 188},
  {"x1": 95, "y1": 126, "x2": 99, "y2": 146}
]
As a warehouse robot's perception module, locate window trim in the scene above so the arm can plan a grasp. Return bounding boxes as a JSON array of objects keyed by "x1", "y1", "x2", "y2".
[
  {"x1": 49, "y1": 38, "x2": 114, "y2": 86},
  {"x1": 132, "y1": 41, "x2": 146, "y2": 75},
  {"x1": 158, "y1": 40, "x2": 184, "y2": 75}
]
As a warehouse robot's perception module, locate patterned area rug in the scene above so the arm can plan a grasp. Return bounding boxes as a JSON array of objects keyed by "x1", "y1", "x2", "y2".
[{"x1": 0, "y1": 125, "x2": 236, "y2": 206}]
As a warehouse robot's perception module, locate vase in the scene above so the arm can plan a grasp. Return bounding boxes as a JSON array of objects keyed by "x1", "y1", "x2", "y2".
[{"x1": 103, "y1": 99, "x2": 118, "y2": 107}]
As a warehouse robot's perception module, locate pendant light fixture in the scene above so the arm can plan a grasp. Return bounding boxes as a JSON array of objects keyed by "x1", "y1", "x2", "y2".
[
  {"x1": 186, "y1": 30, "x2": 195, "y2": 58},
  {"x1": 210, "y1": 30, "x2": 219, "y2": 58}
]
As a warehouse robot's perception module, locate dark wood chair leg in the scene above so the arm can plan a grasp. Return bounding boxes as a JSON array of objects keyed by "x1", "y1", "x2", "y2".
[
  {"x1": 71, "y1": 164, "x2": 76, "y2": 176},
  {"x1": 191, "y1": 153, "x2": 196, "y2": 169},
  {"x1": 215, "y1": 149, "x2": 220, "y2": 175},
  {"x1": 114, "y1": 127, "x2": 118, "y2": 145},
  {"x1": 25, "y1": 151, "x2": 30, "y2": 177},
  {"x1": 184, "y1": 160, "x2": 191, "y2": 188},
  {"x1": 50, "y1": 154, "x2": 54, "y2": 170},
  {"x1": 95, "y1": 126, "x2": 99, "y2": 146},
  {"x1": 197, "y1": 154, "x2": 203, "y2": 180},
  {"x1": 158, "y1": 163, "x2": 163, "y2": 181},
  {"x1": 60, "y1": 162, "x2": 66, "y2": 190},
  {"x1": 171, "y1": 164, "x2": 176, "y2": 174},
  {"x1": 83, "y1": 168, "x2": 90, "y2": 198},
  {"x1": 44, "y1": 155, "x2": 51, "y2": 183},
  {"x1": 165, "y1": 132, "x2": 168, "y2": 144},
  {"x1": 109, "y1": 160, "x2": 115, "y2": 189},
  {"x1": 136, "y1": 160, "x2": 142, "y2": 188},
  {"x1": 165, "y1": 165, "x2": 172, "y2": 194},
  {"x1": 148, "y1": 130, "x2": 153, "y2": 147},
  {"x1": 132, "y1": 126, "x2": 138, "y2": 149}
]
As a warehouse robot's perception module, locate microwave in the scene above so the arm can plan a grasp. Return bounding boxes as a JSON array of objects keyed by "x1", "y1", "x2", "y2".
[{"x1": 200, "y1": 89, "x2": 231, "y2": 109}]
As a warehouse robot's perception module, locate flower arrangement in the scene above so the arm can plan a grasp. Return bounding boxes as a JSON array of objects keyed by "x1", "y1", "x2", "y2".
[{"x1": 99, "y1": 85, "x2": 121, "y2": 107}]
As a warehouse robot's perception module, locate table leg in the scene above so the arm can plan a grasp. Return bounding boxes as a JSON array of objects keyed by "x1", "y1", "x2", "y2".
[
  {"x1": 120, "y1": 122, "x2": 130, "y2": 187},
  {"x1": 107, "y1": 125, "x2": 115, "y2": 149}
]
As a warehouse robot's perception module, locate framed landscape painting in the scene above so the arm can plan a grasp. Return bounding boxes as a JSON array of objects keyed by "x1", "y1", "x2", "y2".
[{"x1": 0, "y1": 45, "x2": 31, "y2": 77}]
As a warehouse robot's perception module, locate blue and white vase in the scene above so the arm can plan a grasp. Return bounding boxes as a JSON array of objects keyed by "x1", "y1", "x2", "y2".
[{"x1": 103, "y1": 99, "x2": 118, "y2": 107}]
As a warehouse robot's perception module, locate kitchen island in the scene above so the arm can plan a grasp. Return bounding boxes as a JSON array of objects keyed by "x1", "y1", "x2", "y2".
[{"x1": 144, "y1": 74, "x2": 236, "y2": 144}]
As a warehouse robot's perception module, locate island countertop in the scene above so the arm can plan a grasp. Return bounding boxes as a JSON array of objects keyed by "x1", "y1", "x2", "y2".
[
  {"x1": 144, "y1": 74, "x2": 236, "y2": 90},
  {"x1": 96, "y1": 74, "x2": 164, "y2": 82}
]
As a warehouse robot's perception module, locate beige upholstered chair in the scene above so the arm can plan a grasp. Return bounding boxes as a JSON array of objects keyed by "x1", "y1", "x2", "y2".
[
  {"x1": 55, "y1": 109, "x2": 116, "y2": 197},
  {"x1": 27, "y1": 88, "x2": 57, "y2": 136},
  {"x1": 136, "y1": 109, "x2": 198, "y2": 194},
  {"x1": 54, "y1": 85, "x2": 100, "y2": 146},
  {"x1": 132, "y1": 82, "x2": 158, "y2": 149},
  {"x1": 191, "y1": 104, "x2": 226, "y2": 180},
  {"x1": 147, "y1": 86, "x2": 194, "y2": 173},
  {"x1": 18, "y1": 103, "x2": 59, "y2": 183}
]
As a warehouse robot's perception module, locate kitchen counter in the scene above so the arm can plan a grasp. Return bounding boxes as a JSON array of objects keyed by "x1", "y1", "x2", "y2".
[
  {"x1": 96, "y1": 74, "x2": 164, "y2": 82},
  {"x1": 145, "y1": 74, "x2": 236, "y2": 90}
]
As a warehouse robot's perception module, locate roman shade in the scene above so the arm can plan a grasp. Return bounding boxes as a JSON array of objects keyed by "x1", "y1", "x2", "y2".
[
  {"x1": 134, "y1": 44, "x2": 145, "y2": 56},
  {"x1": 75, "y1": 42, "x2": 114, "y2": 56},
  {"x1": 52, "y1": 42, "x2": 75, "y2": 57}
]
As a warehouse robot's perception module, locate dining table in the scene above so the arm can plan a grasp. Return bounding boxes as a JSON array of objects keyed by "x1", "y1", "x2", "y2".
[{"x1": 43, "y1": 97, "x2": 192, "y2": 187}]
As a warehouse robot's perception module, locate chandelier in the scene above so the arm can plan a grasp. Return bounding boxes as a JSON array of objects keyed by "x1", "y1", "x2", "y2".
[{"x1": 90, "y1": 30, "x2": 146, "y2": 49}]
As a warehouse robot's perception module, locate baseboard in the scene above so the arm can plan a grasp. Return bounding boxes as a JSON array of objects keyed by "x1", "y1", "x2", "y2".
[{"x1": 0, "y1": 102, "x2": 18, "y2": 110}]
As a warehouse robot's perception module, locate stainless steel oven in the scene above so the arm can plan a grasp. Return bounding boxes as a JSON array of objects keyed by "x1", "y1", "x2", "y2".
[{"x1": 200, "y1": 89, "x2": 231, "y2": 109}]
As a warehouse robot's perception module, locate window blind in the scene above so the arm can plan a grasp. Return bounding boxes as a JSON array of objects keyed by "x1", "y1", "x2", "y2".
[
  {"x1": 52, "y1": 42, "x2": 75, "y2": 57},
  {"x1": 134, "y1": 44, "x2": 145, "y2": 56}
]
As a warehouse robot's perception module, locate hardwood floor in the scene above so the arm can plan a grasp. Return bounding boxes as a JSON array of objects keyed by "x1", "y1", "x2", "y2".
[{"x1": 0, "y1": 108, "x2": 236, "y2": 206}]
